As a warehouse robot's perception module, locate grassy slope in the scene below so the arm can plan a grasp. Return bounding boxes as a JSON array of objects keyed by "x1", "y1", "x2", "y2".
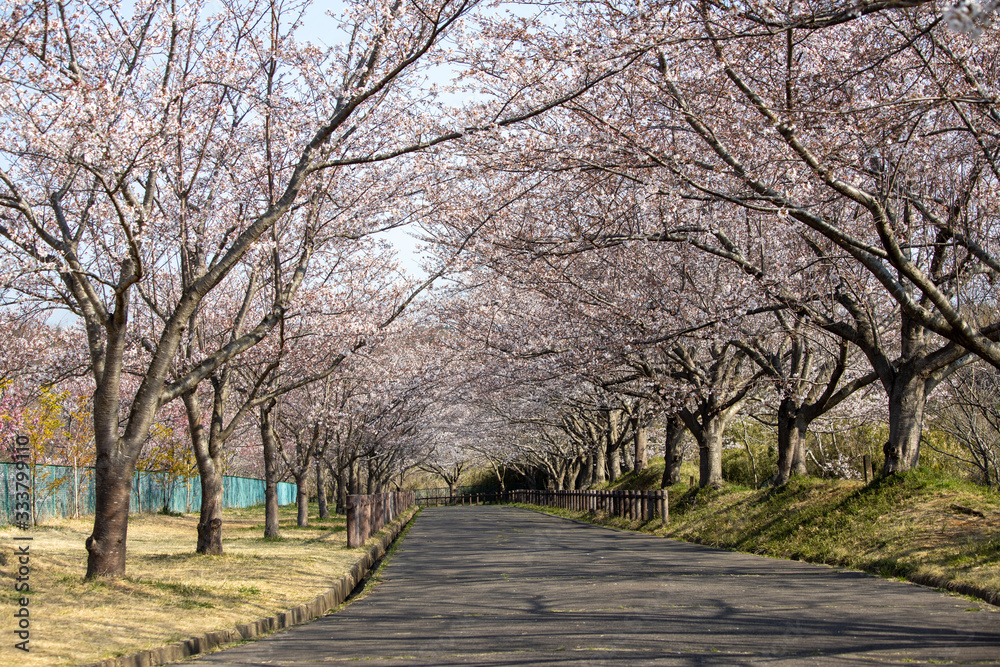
[{"x1": 548, "y1": 460, "x2": 1000, "y2": 606}]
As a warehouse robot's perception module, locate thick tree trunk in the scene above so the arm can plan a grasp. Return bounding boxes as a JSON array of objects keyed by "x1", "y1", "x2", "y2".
[
  {"x1": 260, "y1": 403, "x2": 280, "y2": 539},
  {"x1": 85, "y1": 316, "x2": 142, "y2": 578},
  {"x1": 884, "y1": 371, "x2": 927, "y2": 474},
  {"x1": 791, "y1": 429, "x2": 808, "y2": 477},
  {"x1": 776, "y1": 431, "x2": 808, "y2": 486},
  {"x1": 335, "y1": 459, "x2": 348, "y2": 515},
  {"x1": 633, "y1": 421, "x2": 648, "y2": 473},
  {"x1": 661, "y1": 415, "x2": 685, "y2": 488},
  {"x1": 366, "y1": 458, "x2": 376, "y2": 494},
  {"x1": 697, "y1": 419, "x2": 725, "y2": 488},
  {"x1": 196, "y1": 464, "x2": 224, "y2": 555},
  {"x1": 316, "y1": 458, "x2": 329, "y2": 519},
  {"x1": 183, "y1": 391, "x2": 224, "y2": 555},
  {"x1": 607, "y1": 410, "x2": 621, "y2": 481},
  {"x1": 774, "y1": 397, "x2": 810, "y2": 486},
  {"x1": 775, "y1": 397, "x2": 796, "y2": 486},
  {"x1": 593, "y1": 441, "x2": 607, "y2": 485},
  {"x1": 348, "y1": 457, "x2": 360, "y2": 495},
  {"x1": 566, "y1": 457, "x2": 582, "y2": 490},
  {"x1": 682, "y1": 397, "x2": 747, "y2": 489},
  {"x1": 581, "y1": 452, "x2": 593, "y2": 488},
  {"x1": 608, "y1": 444, "x2": 621, "y2": 482},
  {"x1": 680, "y1": 409, "x2": 727, "y2": 488},
  {"x1": 85, "y1": 452, "x2": 133, "y2": 578},
  {"x1": 553, "y1": 462, "x2": 567, "y2": 491},
  {"x1": 295, "y1": 472, "x2": 309, "y2": 527}
]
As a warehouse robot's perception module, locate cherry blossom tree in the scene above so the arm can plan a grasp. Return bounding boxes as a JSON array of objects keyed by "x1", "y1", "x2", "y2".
[
  {"x1": 0, "y1": 0, "x2": 640, "y2": 577},
  {"x1": 420, "y1": 0, "x2": 1000, "y2": 479},
  {"x1": 731, "y1": 312, "x2": 878, "y2": 484},
  {"x1": 633, "y1": 2, "x2": 998, "y2": 473}
]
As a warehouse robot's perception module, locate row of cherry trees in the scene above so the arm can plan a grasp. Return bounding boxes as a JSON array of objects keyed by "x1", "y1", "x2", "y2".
[
  {"x1": 1, "y1": 0, "x2": 998, "y2": 578},
  {"x1": 0, "y1": 0, "x2": 637, "y2": 577},
  {"x1": 1, "y1": 290, "x2": 461, "y2": 554},
  {"x1": 416, "y1": 0, "x2": 1000, "y2": 490}
]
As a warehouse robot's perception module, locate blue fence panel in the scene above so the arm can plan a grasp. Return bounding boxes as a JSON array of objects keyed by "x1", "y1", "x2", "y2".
[
  {"x1": 0, "y1": 463, "x2": 297, "y2": 524},
  {"x1": 277, "y1": 482, "x2": 297, "y2": 505}
]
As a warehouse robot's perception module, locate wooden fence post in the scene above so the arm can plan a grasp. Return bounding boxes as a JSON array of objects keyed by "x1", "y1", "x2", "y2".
[
  {"x1": 362, "y1": 496, "x2": 372, "y2": 543},
  {"x1": 346, "y1": 494, "x2": 361, "y2": 547}
]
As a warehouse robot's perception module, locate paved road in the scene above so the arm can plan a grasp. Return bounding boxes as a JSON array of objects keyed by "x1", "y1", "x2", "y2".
[{"x1": 197, "y1": 506, "x2": 1000, "y2": 665}]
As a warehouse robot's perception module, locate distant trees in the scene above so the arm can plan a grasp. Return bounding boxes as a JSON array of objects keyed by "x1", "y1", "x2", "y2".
[{"x1": 930, "y1": 364, "x2": 1000, "y2": 487}]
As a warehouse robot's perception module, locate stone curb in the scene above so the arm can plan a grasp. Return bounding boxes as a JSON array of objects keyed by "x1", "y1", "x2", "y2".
[
  {"x1": 85, "y1": 507, "x2": 419, "y2": 667},
  {"x1": 905, "y1": 571, "x2": 1000, "y2": 608}
]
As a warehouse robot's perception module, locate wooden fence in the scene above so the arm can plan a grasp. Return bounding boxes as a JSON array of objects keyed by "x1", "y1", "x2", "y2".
[
  {"x1": 416, "y1": 489, "x2": 668, "y2": 523},
  {"x1": 346, "y1": 490, "x2": 416, "y2": 547}
]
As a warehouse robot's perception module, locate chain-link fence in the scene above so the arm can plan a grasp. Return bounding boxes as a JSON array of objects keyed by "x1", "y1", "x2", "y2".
[{"x1": 0, "y1": 462, "x2": 297, "y2": 524}]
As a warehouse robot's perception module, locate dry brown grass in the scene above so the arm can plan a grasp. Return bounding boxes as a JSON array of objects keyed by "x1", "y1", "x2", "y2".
[{"x1": 0, "y1": 504, "x2": 370, "y2": 666}]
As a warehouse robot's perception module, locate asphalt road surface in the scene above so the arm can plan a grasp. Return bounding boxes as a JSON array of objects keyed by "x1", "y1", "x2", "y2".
[{"x1": 196, "y1": 505, "x2": 1000, "y2": 665}]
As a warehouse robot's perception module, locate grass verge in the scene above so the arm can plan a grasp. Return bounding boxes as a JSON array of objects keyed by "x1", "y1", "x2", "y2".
[
  {"x1": 519, "y1": 469, "x2": 1000, "y2": 606},
  {"x1": 0, "y1": 503, "x2": 388, "y2": 666}
]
